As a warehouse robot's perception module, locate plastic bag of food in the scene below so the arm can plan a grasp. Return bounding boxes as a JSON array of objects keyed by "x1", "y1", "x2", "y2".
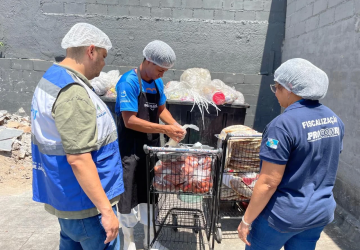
[
  {"x1": 204, "y1": 90, "x2": 226, "y2": 105},
  {"x1": 232, "y1": 90, "x2": 245, "y2": 104},
  {"x1": 218, "y1": 125, "x2": 260, "y2": 140},
  {"x1": 105, "y1": 87, "x2": 117, "y2": 98},
  {"x1": 229, "y1": 178, "x2": 253, "y2": 198},
  {"x1": 155, "y1": 160, "x2": 186, "y2": 185},
  {"x1": 180, "y1": 68, "x2": 211, "y2": 90},
  {"x1": 153, "y1": 176, "x2": 177, "y2": 192},
  {"x1": 197, "y1": 156, "x2": 212, "y2": 170},
  {"x1": 91, "y1": 70, "x2": 121, "y2": 96},
  {"x1": 153, "y1": 160, "x2": 185, "y2": 191},
  {"x1": 239, "y1": 172, "x2": 259, "y2": 188},
  {"x1": 183, "y1": 169, "x2": 212, "y2": 193}
]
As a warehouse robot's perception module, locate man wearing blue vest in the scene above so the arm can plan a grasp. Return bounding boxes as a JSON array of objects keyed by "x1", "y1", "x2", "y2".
[{"x1": 31, "y1": 23, "x2": 124, "y2": 250}]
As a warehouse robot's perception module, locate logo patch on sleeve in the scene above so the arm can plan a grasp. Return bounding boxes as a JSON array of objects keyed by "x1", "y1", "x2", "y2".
[{"x1": 266, "y1": 138, "x2": 279, "y2": 149}]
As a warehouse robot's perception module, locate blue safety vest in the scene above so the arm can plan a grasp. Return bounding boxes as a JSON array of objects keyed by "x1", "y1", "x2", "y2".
[{"x1": 31, "y1": 64, "x2": 124, "y2": 211}]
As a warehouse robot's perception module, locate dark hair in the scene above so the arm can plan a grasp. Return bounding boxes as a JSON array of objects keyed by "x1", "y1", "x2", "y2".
[
  {"x1": 66, "y1": 46, "x2": 87, "y2": 60},
  {"x1": 67, "y1": 46, "x2": 102, "y2": 61}
]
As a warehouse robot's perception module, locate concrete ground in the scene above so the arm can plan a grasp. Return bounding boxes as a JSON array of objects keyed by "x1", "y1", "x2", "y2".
[{"x1": 0, "y1": 190, "x2": 357, "y2": 250}]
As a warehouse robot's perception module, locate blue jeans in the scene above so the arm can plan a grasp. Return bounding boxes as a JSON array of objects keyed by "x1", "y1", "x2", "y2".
[
  {"x1": 58, "y1": 205, "x2": 120, "y2": 250},
  {"x1": 245, "y1": 215, "x2": 325, "y2": 250}
]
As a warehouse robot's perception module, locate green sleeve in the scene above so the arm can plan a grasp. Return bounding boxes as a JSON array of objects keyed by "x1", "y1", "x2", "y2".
[{"x1": 52, "y1": 84, "x2": 98, "y2": 154}]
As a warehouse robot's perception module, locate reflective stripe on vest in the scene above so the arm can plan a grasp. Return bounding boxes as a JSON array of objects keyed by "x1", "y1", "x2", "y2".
[{"x1": 31, "y1": 65, "x2": 124, "y2": 211}]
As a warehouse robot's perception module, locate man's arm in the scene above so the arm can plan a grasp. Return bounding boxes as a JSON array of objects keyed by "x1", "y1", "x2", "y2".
[
  {"x1": 158, "y1": 104, "x2": 177, "y2": 125},
  {"x1": 122, "y1": 111, "x2": 185, "y2": 142},
  {"x1": 243, "y1": 160, "x2": 285, "y2": 223},
  {"x1": 67, "y1": 153, "x2": 118, "y2": 244}
]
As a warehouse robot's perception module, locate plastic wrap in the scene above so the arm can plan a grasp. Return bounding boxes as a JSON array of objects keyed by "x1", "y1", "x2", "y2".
[
  {"x1": 166, "y1": 124, "x2": 199, "y2": 147},
  {"x1": 90, "y1": 70, "x2": 121, "y2": 96},
  {"x1": 180, "y1": 68, "x2": 211, "y2": 89}
]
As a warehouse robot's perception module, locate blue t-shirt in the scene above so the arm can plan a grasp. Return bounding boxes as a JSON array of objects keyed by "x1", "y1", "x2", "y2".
[
  {"x1": 260, "y1": 99, "x2": 344, "y2": 232},
  {"x1": 115, "y1": 69, "x2": 167, "y2": 114}
]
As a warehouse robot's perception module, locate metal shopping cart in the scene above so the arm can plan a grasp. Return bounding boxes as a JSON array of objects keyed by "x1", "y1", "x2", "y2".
[
  {"x1": 214, "y1": 133, "x2": 262, "y2": 243},
  {"x1": 144, "y1": 145, "x2": 222, "y2": 250}
]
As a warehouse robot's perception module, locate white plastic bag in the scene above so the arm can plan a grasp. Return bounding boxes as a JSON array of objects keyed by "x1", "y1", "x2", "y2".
[
  {"x1": 166, "y1": 124, "x2": 199, "y2": 147},
  {"x1": 180, "y1": 68, "x2": 211, "y2": 90},
  {"x1": 90, "y1": 70, "x2": 121, "y2": 96}
]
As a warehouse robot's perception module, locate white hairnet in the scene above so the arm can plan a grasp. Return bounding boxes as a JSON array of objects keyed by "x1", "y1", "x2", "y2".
[
  {"x1": 143, "y1": 40, "x2": 176, "y2": 69},
  {"x1": 61, "y1": 23, "x2": 112, "y2": 52},
  {"x1": 274, "y1": 58, "x2": 329, "y2": 100}
]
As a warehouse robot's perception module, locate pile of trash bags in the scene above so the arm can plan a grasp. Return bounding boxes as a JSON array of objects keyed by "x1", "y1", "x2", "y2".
[
  {"x1": 165, "y1": 68, "x2": 245, "y2": 105},
  {"x1": 90, "y1": 70, "x2": 121, "y2": 98}
]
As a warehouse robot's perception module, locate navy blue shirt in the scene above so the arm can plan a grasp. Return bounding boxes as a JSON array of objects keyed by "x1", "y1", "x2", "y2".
[
  {"x1": 260, "y1": 99, "x2": 344, "y2": 232},
  {"x1": 115, "y1": 69, "x2": 166, "y2": 115}
]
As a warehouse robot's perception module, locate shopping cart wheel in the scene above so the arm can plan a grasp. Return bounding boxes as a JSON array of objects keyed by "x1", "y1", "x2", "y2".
[
  {"x1": 172, "y1": 214, "x2": 178, "y2": 232},
  {"x1": 193, "y1": 214, "x2": 200, "y2": 233},
  {"x1": 215, "y1": 227, "x2": 222, "y2": 243}
]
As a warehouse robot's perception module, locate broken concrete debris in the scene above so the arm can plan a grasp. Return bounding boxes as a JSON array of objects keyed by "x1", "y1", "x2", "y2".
[{"x1": 0, "y1": 109, "x2": 32, "y2": 161}]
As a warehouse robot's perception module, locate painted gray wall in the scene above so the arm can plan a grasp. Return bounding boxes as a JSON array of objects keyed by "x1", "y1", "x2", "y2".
[
  {"x1": 0, "y1": 0, "x2": 286, "y2": 130},
  {"x1": 283, "y1": 0, "x2": 360, "y2": 241}
]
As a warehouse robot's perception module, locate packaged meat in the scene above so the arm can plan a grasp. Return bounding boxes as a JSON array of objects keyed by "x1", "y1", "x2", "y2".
[
  {"x1": 154, "y1": 160, "x2": 186, "y2": 186},
  {"x1": 153, "y1": 154, "x2": 215, "y2": 194},
  {"x1": 229, "y1": 178, "x2": 253, "y2": 199},
  {"x1": 183, "y1": 169, "x2": 212, "y2": 194},
  {"x1": 153, "y1": 176, "x2": 178, "y2": 192}
]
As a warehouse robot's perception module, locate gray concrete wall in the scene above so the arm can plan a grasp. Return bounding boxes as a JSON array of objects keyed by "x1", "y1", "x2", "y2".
[
  {"x1": 0, "y1": 0, "x2": 286, "y2": 130},
  {"x1": 283, "y1": 0, "x2": 360, "y2": 243}
]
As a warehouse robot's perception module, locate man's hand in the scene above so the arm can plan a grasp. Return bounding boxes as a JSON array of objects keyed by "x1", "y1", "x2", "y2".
[
  {"x1": 67, "y1": 153, "x2": 119, "y2": 244},
  {"x1": 102, "y1": 209, "x2": 119, "y2": 244},
  {"x1": 174, "y1": 122, "x2": 187, "y2": 141},
  {"x1": 165, "y1": 124, "x2": 186, "y2": 142}
]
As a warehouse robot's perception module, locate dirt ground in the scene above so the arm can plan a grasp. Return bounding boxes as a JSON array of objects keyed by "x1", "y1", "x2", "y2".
[{"x1": 0, "y1": 152, "x2": 32, "y2": 195}]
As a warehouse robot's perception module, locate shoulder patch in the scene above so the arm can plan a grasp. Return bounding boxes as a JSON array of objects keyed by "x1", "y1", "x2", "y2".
[{"x1": 266, "y1": 138, "x2": 279, "y2": 149}]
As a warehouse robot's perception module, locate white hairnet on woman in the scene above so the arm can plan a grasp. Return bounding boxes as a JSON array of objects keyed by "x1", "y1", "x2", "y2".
[
  {"x1": 274, "y1": 58, "x2": 329, "y2": 100},
  {"x1": 143, "y1": 40, "x2": 176, "y2": 69},
  {"x1": 61, "y1": 23, "x2": 112, "y2": 52},
  {"x1": 238, "y1": 58, "x2": 344, "y2": 250}
]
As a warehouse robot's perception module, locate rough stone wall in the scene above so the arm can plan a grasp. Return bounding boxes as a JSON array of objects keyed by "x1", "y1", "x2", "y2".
[
  {"x1": 0, "y1": 0, "x2": 286, "y2": 130},
  {"x1": 283, "y1": 0, "x2": 360, "y2": 241}
]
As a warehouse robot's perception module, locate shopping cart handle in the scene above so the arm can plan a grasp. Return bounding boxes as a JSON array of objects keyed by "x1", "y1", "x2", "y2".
[
  {"x1": 227, "y1": 133, "x2": 263, "y2": 138},
  {"x1": 143, "y1": 145, "x2": 222, "y2": 155}
]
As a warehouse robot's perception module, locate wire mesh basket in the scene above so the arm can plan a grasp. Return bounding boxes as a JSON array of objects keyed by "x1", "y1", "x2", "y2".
[
  {"x1": 144, "y1": 145, "x2": 222, "y2": 250},
  {"x1": 214, "y1": 133, "x2": 262, "y2": 243}
]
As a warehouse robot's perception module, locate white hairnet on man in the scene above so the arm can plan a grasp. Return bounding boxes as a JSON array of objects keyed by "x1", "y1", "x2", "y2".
[
  {"x1": 61, "y1": 22, "x2": 112, "y2": 52},
  {"x1": 274, "y1": 58, "x2": 329, "y2": 100},
  {"x1": 143, "y1": 40, "x2": 176, "y2": 69}
]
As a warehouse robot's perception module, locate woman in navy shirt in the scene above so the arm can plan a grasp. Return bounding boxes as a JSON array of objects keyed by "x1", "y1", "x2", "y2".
[{"x1": 238, "y1": 58, "x2": 345, "y2": 250}]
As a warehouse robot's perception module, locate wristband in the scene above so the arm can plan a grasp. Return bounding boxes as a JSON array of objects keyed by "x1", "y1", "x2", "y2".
[{"x1": 242, "y1": 216, "x2": 252, "y2": 230}]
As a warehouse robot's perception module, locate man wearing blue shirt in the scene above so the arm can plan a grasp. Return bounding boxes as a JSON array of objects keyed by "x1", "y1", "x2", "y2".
[{"x1": 115, "y1": 40, "x2": 186, "y2": 250}]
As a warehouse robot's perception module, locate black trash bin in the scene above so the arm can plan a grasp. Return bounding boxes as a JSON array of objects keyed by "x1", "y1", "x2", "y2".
[
  {"x1": 166, "y1": 100, "x2": 250, "y2": 148},
  {"x1": 100, "y1": 97, "x2": 250, "y2": 148},
  {"x1": 100, "y1": 96, "x2": 117, "y2": 124}
]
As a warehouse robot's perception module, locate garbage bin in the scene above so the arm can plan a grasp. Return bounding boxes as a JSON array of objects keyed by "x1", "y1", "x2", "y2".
[
  {"x1": 166, "y1": 100, "x2": 250, "y2": 147},
  {"x1": 100, "y1": 96, "x2": 117, "y2": 125}
]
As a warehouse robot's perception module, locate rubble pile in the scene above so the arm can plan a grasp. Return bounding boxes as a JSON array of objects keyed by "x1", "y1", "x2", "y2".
[{"x1": 0, "y1": 108, "x2": 32, "y2": 162}]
